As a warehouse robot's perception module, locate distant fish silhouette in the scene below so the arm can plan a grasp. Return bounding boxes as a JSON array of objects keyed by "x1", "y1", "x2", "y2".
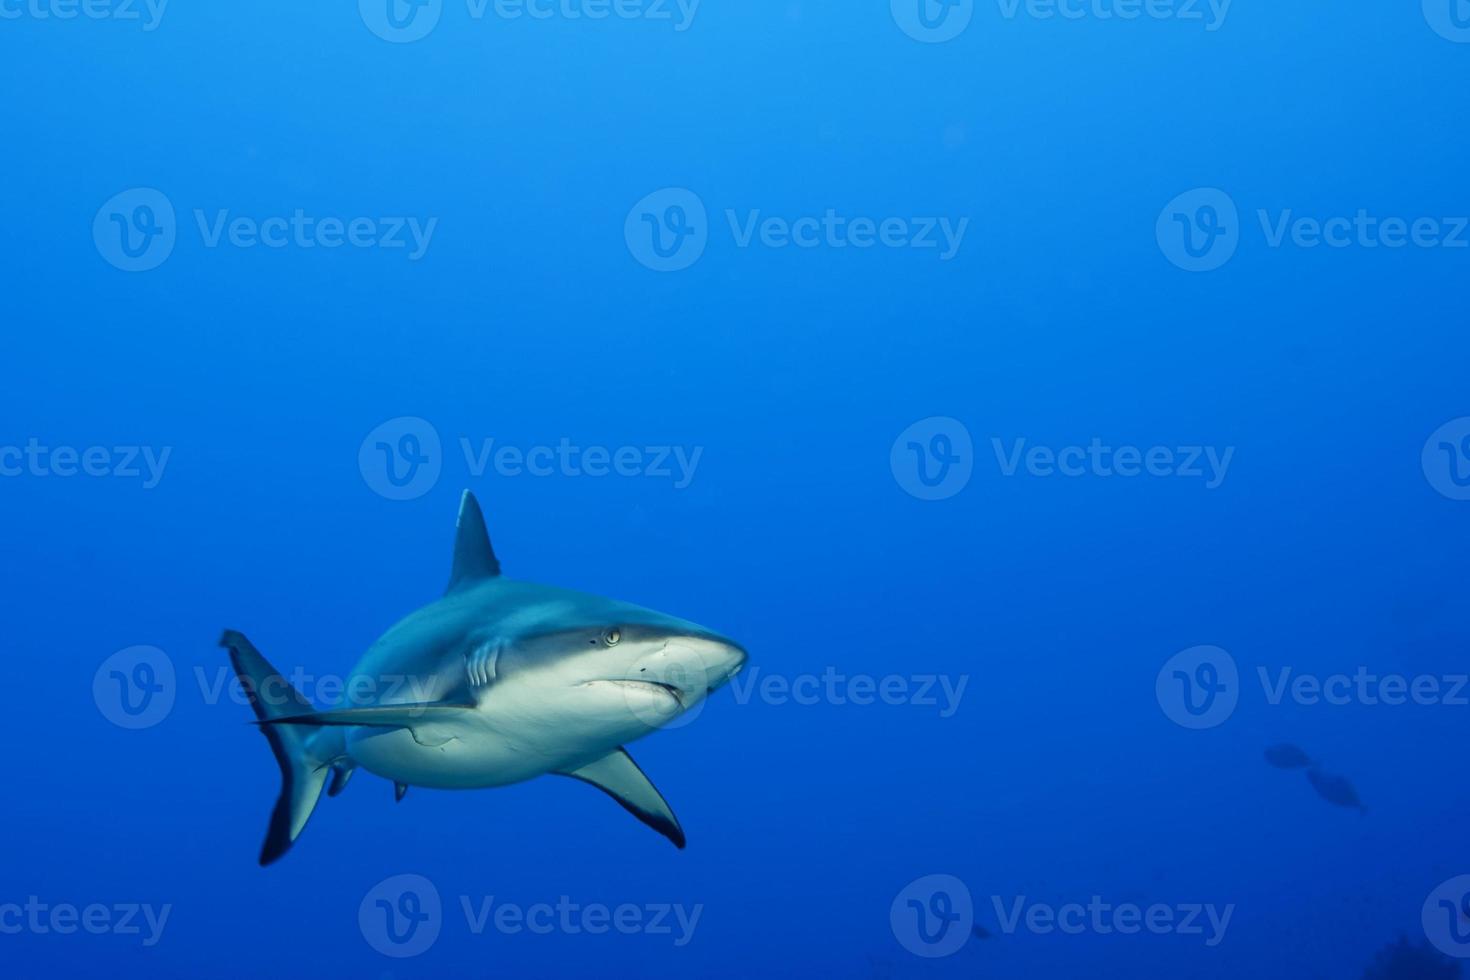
[
  {"x1": 1264, "y1": 743, "x2": 1315, "y2": 770},
  {"x1": 1361, "y1": 935, "x2": 1459, "y2": 979},
  {"x1": 865, "y1": 953, "x2": 897, "y2": 979},
  {"x1": 1306, "y1": 767, "x2": 1368, "y2": 814},
  {"x1": 972, "y1": 924, "x2": 992, "y2": 939}
]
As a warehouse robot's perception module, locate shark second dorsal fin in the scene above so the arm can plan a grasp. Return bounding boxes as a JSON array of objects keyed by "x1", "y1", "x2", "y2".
[{"x1": 447, "y1": 490, "x2": 500, "y2": 593}]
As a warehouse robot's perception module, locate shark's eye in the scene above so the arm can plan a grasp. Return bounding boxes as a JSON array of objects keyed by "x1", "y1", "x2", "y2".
[{"x1": 602, "y1": 628, "x2": 622, "y2": 647}]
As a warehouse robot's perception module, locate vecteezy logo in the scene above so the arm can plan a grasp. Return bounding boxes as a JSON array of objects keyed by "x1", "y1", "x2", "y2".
[
  {"x1": 1156, "y1": 645, "x2": 1239, "y2": 729},
  {"x1": 359, "y1": 417, "x2": 443, "y2": 501},
  {"x1": 1425, "y1": 0, "x2": 1470, "y2": 42},
  {"x1": 891, "y1": 0, "x2": 974, "y2": 43},
  {"x1": 1423, "y1": 418, "x2": 1470, "y2": 501},
  {"x1": 890, "y1": 874, "x2": 973, "y2": 958},
  {"x1": 360, "y1": 874, "x2": 442, "y2": 958},
  {"x1": 93, "y1": 645, "x2": 176, "y2": 730},
  {"x1": 625, "y1": 188, "x2": 709, "y2": 273},
  {"x1": 619, "y1": 652, "x2": 708, "y2": 731},
  {"x1": 360, "y1": 0, "x2": 442, "y2": 42},
  {"x1": 93, "y1": 189, "x2": 177, "y2": 273},
  {"x1": 1424, "y1": 876, "x2": 1470, "y2": 958},
  {"x1": 890, "y1": 417, "x2": 974, "y2": 501},
  {"x1": 1156, "y1": 188, "x2": 1240, "y2": 273}
]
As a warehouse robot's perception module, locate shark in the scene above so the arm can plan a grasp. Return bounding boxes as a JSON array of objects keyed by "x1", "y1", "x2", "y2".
[{"x1": 220, "y1": 490, "x2": 748, "y2": 865}]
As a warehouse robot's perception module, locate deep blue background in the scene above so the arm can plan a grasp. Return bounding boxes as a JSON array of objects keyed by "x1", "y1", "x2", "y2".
[{"x1": 3, "y1": 1, "x2": 1469, "y2": 976}]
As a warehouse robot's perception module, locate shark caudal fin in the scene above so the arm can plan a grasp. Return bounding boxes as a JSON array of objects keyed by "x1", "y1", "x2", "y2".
[{"x1": 220, "y1": 630, "x2": 332, "y2": 866}]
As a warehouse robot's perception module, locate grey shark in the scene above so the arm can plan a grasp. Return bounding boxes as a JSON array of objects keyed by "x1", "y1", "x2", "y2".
[{"x1": 220, "y1": 490, "x2": 748, "y2": 865}]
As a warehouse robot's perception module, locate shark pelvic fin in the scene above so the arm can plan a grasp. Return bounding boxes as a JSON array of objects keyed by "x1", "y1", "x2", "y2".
[
  {"x1": 327, "y1": 765, "x2": 355, "y2": 798},
  {"x1": 395, "y1": 782, "x2": 408, "y2": 803},
  {"x1": 559, "y1": 748, "x2": 686, "y2": 850},
  {"x1": 447, "y1": 490, "x2": 500, "y2": 593}
]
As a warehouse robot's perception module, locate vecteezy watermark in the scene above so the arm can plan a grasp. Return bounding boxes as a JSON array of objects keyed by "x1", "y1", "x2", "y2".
[
  {"x1": 0, "y1": 898, "x2": 172, "y2": 947},
  {"x1": 995, "y1": 0, "x2": 1231, "y2": 30},
  {"x1": 890, "y1": 876, "x2": 1233, "y2": 957},
  {"x1": 93, "y1": 188, "x2": 437, "y2": 272},
  {"x1": 891, "y1": 0, "x2": 1228, "y2": 41},
  {"x1": 360, "y1": 874, "x2": 702, "y2": 957},
  {"x1": 1423, "y1": 418, "x2": 1470, "y2": 501},
  {"x1": 1156, "y1": 645, "x2": 1240, "y2": 729},
  {"x1": 989, "y1": 895, "x2": 1233, "y2": 947},
  {"x1": 459, "y1": 895, "x2": 701, "y2": 946},
  {"x1": 460, "y1": 438, "x2": 701, "y2": 488},
  {"x1": 195, "y1": 665, "x2": 441, "y2": 716},
  {"x1": 624, "y1": 188, "x2": 708, "y2": 273},
  {"x1": 891, "y1": 875, "x2": 974, "y2": 957},
  {"x1": 891, "y1": 0, "x2": 974, "y2": 43},
  {"x1": 358, "y1": 417, "x2": 444, "y2": 501},
  {"x1": 358, "y1": 417, "x2": 704, "y2": 500},
  {"x1": 93, "y1": 188, "x2": 177, "y2": 273},
  {"x1": 193, "y1": 210, "x2": 436, "y2": 259},
  {"x1": 0, "y1": 0, "x2": 167, "y2": 30},
  {"x1": 1424, "y1": 0, "x2": 1470, "y2": 43},
  {"x1": 95, "y1": 645, "x2": 453, "y2": 731},
  {"x1": 359, "y1": 0, "x2": 443, "y2": 42},
  {"x1": 1424, "y1": 876, "x2": 1470, "y2": 958},
  {"x1": 1258, "y1": 667, "x2": 1470, "y2": 709},
  {"x1": 1157, "y1": 646, "x2": 1470, "y2": 730},
  {"x1": 0, "y1": 439, "x2": 171, "y2": 489},
  {"x1": 93, "y1": 646, "x2": 177, "y2": 730},
  {"x1": 728, "y1": 668, "x2": 968, "y2": 719},
  {"x1": 1156, "y1": 188, "x2": 1240, "y2": 272},
  {"x1": 725, "y1": 210, "x2": 968, "y2": 261},
  {"x1": 612, "y1": 660, "x2": 966, "y2": 733},
  {"x1": 1159, "y1": 187, "x2": 1470, "y2": 272},
  {"x1": 625, "y1": 188, "x2": 969, "y2": 273},
  {"x1": 1257, "y1": 209, "x2": 1470, "y2": 251},
  {"x1": 992, "y1": 437, "x2": 1234, "y2": 489},
  {"x1": 891, "y1": 417, "x2": 974, "y2": 501},
  {"x1": 359, "y1": 0, "x2": 698, "y2": 42},
  {"x1": 614, "y1": 663, "x2": 966, "y2": 734},
  {"x1": 891, "y1": 421, "x2": 1232, "y2": 499},
  {"x1": 361, "y1": 875, "x2": 443, "y2": 958}
]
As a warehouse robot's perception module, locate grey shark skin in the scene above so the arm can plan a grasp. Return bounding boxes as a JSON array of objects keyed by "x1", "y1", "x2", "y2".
[{"x1": 221, "y1": 490, "x2": 748, "y2": 866}]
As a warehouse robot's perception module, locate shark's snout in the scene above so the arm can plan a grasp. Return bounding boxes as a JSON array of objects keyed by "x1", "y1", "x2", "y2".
[
  {"x1": 640, "y1": 633, "x2": 747, "y2": 700},
  {"x1": 714, "y1": 639, "x2": 748, "y2": 690}
]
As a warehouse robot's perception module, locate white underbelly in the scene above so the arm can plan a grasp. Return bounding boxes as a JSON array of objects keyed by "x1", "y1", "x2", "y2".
[
  {"x1": 344, "y1": 722, "x2": 545, "y2": 788},
  {"x1": 343, "y1": 712, "x2": 621, "y2": 789},
  {"x1": 341, "y1": 680, "x2": 671, "y2": 788}
]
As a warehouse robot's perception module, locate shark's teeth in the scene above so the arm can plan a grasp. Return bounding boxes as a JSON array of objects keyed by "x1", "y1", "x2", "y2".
[{"x1": 587, "y1": 679, "x2": 684, "y2": 709}]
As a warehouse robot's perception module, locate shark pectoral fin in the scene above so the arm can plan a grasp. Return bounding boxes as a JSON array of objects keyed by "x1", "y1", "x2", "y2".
[
  {"x1": 259, "y1": 704, "x2": 472, "y2": 750},
  {"x1": 560, "y1": 749, "x2": 686, "y2": 850},
  {"x1": 395, "y1": 782, "x2": 408, "y2": 803},
  {"x1": 258, "y1": 703, "x2": 474, "y2": 730}
]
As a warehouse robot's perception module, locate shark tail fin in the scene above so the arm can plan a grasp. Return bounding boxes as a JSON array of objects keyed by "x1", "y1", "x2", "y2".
[{"x1": 220, "y1": 630, "x2": 332, "y2": 867}]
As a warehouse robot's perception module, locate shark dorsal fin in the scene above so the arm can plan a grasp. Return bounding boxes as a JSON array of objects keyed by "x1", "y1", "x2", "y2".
[{"x1": 447, "y1": 490, "x2": 500, "y2": 593}]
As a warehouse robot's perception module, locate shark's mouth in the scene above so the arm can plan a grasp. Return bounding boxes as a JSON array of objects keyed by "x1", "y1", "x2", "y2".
[{"x1": 589, "y1": 679, "x2": 686, "y2": 709}]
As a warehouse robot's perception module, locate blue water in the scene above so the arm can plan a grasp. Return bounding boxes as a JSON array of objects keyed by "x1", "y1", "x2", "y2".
[{"x1": 5, "y1": 2, "x2": 1470, "y2": 977}]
